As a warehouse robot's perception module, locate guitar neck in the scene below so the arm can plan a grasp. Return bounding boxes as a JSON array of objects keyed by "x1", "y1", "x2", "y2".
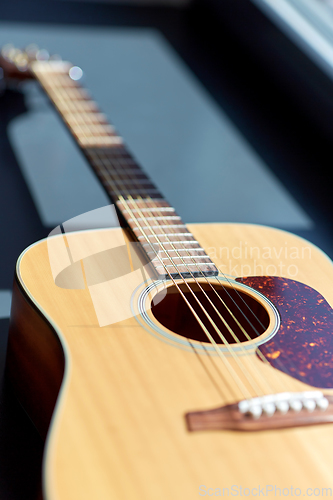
[{"x1": 31, "y1": 60, "x2": 218, "y2": 279}]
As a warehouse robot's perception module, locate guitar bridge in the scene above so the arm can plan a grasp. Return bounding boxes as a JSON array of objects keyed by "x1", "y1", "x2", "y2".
[{"x1": 186, "y1": 391, "x2": 333, "y2": 432}]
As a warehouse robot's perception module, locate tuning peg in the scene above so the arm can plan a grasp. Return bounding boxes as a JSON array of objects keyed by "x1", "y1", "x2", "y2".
[
  {"x1": 13, "y1": 51, "x2": 29, "y2": 71},
  {"x1": 1, "y1": 43, "x2": 17, "y2": 61},
  {"x1": 0, "y1": 45, "x2": 29, "y2": 71}
]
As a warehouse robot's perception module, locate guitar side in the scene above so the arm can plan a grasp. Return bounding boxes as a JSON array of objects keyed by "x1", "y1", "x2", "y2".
[{"x1": 7, "y1": 223, "x2": 333, "y2": 500}]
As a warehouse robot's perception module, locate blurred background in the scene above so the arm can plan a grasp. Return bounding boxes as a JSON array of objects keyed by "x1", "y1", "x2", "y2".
[{"x1": 1, "y1": 0, "x2": 333, "y2": 498}]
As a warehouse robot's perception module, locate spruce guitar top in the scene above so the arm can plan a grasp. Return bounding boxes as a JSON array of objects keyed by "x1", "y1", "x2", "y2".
[{"x1": 2, "y1": 44, "x2": 333, "y2": 500}]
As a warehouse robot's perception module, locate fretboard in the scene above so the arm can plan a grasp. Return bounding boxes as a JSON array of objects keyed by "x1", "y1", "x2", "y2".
[{"x1": 31, "y1": 60, "x2": 218, "y2": 279}]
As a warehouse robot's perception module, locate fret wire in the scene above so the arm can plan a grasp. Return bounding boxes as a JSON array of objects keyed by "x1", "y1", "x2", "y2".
[
  {"x1": 99, "y1": 174, "x2": 148, "y2": 182},
  {"x1": 145, "y1": 248, "x2": 205, "y2": 255},
  {"x1": 71, "y1": 124, "x2": 115, "y2": 135},
  {"x1": 155, "y1": 263, "x2": 216, "y2": 269},
  {"x1": 131, "y1": 207, "x2": 176, "y2": 213},
  {"x1": 47, "y1": 87, "x2": 90, "y2": 100},
  {"x1": 143, "y1": 241, "x2": 200, "y2": 248},
  {"x1": 59, "y1": 100, "x2": 99, "y2": 113},
  {"x1": 64, "y1": 112, "x2": 108, "y2": 125},
  {"x1": 111, "y1": 157, "x2": 197, "y2": 248},
  {"x1": 137, "y1": 233, "x2": 196, "y2": 239},
  {"x1": 125, "y1": 198, "x2": 171, "y2": 206},
  {"x1": 161, "y1": 255, "x2": 212, "y2": 264},
  {"x1": 132, "y1": 224, "x2": 187, "y2": 230},
  {"x1": 95, "y1": 165, "x2": 147, "y2": 175},
  {"x1": 99, "y1": 175, "x2": 157, "y2": 188},
  {"x1": 128, "y1": 216, "x2": 181, "y2": 221},
  {"x1": 91, "y1": 154, "x2": 166, "y2": 202}
]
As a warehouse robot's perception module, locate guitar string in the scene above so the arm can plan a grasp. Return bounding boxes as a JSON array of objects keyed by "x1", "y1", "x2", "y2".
[
  {"x1": 49, "y1": 66, "x2": 297, "y2": 397},
  {"x1": 41, "y1": 63, "x2": 298, "y2": 399},
  {"x1": 98, "y1": 142, "x2": 298, "y2": 394},
  {"x1": 130, "y1": 195, "x2": 282, "y2": 389},
  {"x1": 111, "y1": 164, "x2": 276, "y2": 396},
  {"x1": 41, "y1": 67, "x2": 256, "y2": 400},
  {"x1": 89, "y1": 144, "x2": 298, "y2": 393},
  {"x1": 76, "y1": 148, "x2": 248, "y2": 400},
  {"x1": 82, "y1": 141, "x2": 277, "y2": 396},
  {"x1": 72, "y1": 124, "x2": 263, "y2": 397},
  {"x1": 87, "y1": 152, "x2": 252, "y2": 355},
  {"x1": 106, "y1": 157, "x2": 303, "y2": 394},
  {"x1": 188, "y1": 339, "x2": 235, "y2": 400},
  {"x1": 99, "y1": 146, "x2": 302, "y2": 395},
  {"x1": 119, "y1": 195, "x2": 266, "y2": 397},
  {"x1": 207, "y1": 260, "x2": 303, "y2": 391},
  {"x1": 132, "y1": 196, "x2": 292, "y2": 394},
  {"x1": 136, "y1": 191, "x2": 298, "y2": 393},
  {"x1": 42, "y1": 67, "x2": 288, "y2": 397}
]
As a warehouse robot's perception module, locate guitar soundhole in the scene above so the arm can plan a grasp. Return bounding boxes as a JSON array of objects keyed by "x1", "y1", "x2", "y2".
[{"x1": 151, "y1": 283, "x2": 270, "y2": 344}]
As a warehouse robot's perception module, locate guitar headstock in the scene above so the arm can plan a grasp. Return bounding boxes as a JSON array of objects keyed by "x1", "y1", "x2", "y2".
[{"x1": 0, "y1": 44, "x2": 58, "y2": 82}]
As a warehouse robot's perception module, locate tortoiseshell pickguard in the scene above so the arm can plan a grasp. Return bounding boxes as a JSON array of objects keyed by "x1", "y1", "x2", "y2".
[{"x1": 235, "y1": 276, "x2": 333, "y2": 388}]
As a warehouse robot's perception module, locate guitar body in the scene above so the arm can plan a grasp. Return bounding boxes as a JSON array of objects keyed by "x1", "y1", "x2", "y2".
[{"x1": 7, "y1": 222, "x2": 333, "y2": 500}]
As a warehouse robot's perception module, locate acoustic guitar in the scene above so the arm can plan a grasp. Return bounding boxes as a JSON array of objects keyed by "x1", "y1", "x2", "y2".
[{"x1": 2, "y1": 44, "x2": 333, "y2": 500}]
